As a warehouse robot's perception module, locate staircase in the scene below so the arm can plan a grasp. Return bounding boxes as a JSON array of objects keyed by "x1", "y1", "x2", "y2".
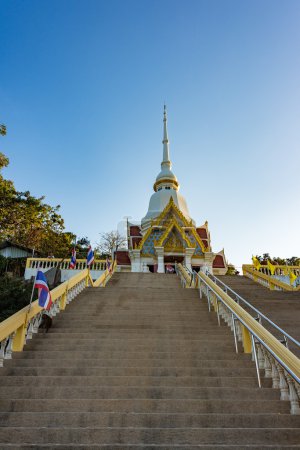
[
  {"x1": 219, "y1": 275, "x2": 300, "y2": 356},
  {"x1": 0, "y1": 272, "x2": 300, "y2": 448}
]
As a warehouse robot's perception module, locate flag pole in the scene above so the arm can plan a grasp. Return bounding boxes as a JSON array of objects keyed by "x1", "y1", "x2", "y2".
[{"x1": 25, "y1": 272, "x2": 38, "y2": 324}]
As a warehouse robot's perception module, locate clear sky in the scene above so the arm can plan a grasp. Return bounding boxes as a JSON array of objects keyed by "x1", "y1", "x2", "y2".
[{"x1": 1, "y1": 0, "x2": 300, "y2": 269}]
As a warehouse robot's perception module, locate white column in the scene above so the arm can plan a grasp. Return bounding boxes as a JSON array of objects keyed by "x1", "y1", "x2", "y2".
[
  {"x1": 204, "y1": 252, "x2": 215, "y2": 274},
  {"x1": 184, "y1": 248, "x2": 195, "y2": 272},
  {"x1": 155, "y1": 247, "x2": 165, "y2": 273},
  {"x1": 130, "y1": 249, "x2": 141, "y2": 272}
]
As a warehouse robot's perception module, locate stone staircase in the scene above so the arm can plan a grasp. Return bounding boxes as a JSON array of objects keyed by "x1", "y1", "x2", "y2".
[
  {"x1": 218, "y1": 275, "x2": 300, "y2": 357},
  {"x1": 0, "y1": 272, "x2": 299, "y2": 448}
]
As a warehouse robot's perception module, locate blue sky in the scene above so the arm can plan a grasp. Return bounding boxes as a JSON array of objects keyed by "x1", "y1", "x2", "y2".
[{"x1": 1, "y1": 0, "x2": 299, "y2": 268}]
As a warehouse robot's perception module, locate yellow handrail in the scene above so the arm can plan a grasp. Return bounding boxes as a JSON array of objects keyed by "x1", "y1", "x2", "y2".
[
  {"x1": 175, "y1": 263, "x2": 194, "y2": 288},
  {"x1": 0, "y1": 261, "x2": 118, "y2": 360},
  {"x1": 243, "y1": 264, "x2": 300, "y2": 291},
  {"x1": 91, "y1": 260, "x2": 117, "y2": 287},
  {"x1": 197, "y1": 270, "x2": 300, "y2": 379},
  {"x1": 176, "y1": 263, "x2": 300, "y2": 378},
  {"x1": 0, "y1": 269, "x2": 90, "y2": 350}
]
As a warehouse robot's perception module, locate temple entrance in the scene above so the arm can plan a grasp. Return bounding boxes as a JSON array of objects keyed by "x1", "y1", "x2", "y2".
[
  {"x1": 164, "y1": 255, "x2": 184, "y2": 274},
  {"x1": 164, "y1": 256, "x2": 184, "y2": 263}
]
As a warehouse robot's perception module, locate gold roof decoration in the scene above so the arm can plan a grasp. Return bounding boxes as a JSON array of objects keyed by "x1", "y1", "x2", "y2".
[
  {"x1": 137, "y1": 197, "x2": 208, "y2": 253},
  {"x1": 156, "y1": 218, "x2": 195, "y2": 248}
]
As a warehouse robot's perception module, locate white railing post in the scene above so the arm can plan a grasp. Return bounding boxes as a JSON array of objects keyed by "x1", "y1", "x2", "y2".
[
  {"x1": 276, "y1": 362, "x2": 289, "y2": 401},
  {"x1": 286, "y1": 373, "x2": 300, "y2": 415}
]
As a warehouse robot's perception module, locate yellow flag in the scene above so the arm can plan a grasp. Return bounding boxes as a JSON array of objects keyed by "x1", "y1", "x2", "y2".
[
  {"x1": 252, "y1": 256, "x2": 261, "y2": 270},
  {"x1": 267, "y1": 260, "x2": 276, "y2": 275},
  {"x1": 289, "y1": 271, "x2": 297, "y2": 285}
]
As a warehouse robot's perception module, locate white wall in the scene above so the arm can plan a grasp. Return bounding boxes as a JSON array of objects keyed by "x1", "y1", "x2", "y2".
[
  {"x1": 0, "y1": 247, "x2": 31, "y2": 258},
  {"x1": 24, "y1": 268, "x2": 105, "y2": 282}
]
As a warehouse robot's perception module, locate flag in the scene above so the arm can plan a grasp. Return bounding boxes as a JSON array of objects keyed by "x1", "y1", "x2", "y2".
[
  {"x1": 252, "y1": 256, "x2": 261, "y2": 270},
  {"x1": 106, "y1": 258, "x2": 112, "y2": 273},
  {"x1": 69, "y1": 247, "x2": 76, "y2": 269},
  {"x1": 267, "y1": 260, "x2": 276, "y2": 275},
  {"x1": 35, "y1": 271, "x2": 52, "y2": 310},
  {"x1": 87, "y1": 246, "x2": 94, "y2": 267},
  {"x1": 289, "y1": 270, "x2": 297, "y2": 285}
]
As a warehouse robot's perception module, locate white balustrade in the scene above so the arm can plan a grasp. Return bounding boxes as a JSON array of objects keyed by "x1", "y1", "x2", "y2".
[{"x1": 175, "y1": 263, "x2": 300, "y2": 415}]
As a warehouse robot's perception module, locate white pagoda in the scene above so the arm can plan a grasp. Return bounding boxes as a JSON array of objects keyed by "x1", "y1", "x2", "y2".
[{"x1": 116, "y1": 107, "x2": 227, "y2": 275}]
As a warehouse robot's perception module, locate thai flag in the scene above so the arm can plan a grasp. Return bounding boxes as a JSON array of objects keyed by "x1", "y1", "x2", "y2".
[
  {"x1": 35, "y1": 271, "x2": 52, "y2": 310},
  {"x1": 106, "y1": 258, "x2": 112, "y2": 273},
  {"x1": 70, "y1": 247, "x2": 76, "y2": 269},
  {"x1": 87, "y1": 246, "x2": 94, "y2": 267}
]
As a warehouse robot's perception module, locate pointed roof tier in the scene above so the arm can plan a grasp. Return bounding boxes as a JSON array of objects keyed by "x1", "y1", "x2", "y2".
[{"x1": 141, "y1": 106, "x2": 194, "y2": 231}]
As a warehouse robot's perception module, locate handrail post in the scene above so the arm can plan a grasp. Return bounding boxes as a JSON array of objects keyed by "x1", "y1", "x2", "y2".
[
  {"x1": 241, "y1": 324, "x2": 252, "y2": 353},
  {"x1": 12, "y1": 323, "x2": 27, "y2": 352},
  {"x1": 86, "y1": 271, "x2": 90, "y2": 287},
  {"x1": 232, "y1": 315, "x2": 238, "y2": 353},
  {"x1": 251, "y1": 334, "x2": 262, "y2": 388},
  {"x1": 60, "y1": 290, "x2": 67, "y2": 311}
]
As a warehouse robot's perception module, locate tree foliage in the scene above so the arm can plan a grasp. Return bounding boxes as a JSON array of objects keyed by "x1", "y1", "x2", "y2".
[
  {"x1": 0, "y1": 275, "x2": 33, "y2": 321},
  {"x1": 255, "y1": 254, "x2": 300, "y2": 266},
  {"x1": 75, "y1": 236, "x2": 91, "y2": 259},
  {"x1": 0, "y1": 152, "x2": 75, "y2": 257},
  {"x1": 96, "y1": 231, "x2": 127, "y2": 257},
  {"x1": 0, "y1": 124, "x2": 6, "y2": 136}
]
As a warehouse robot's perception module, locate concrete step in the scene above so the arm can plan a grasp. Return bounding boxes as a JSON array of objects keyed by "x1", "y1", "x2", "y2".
[
  {"x1": 15, "y1": 351, "x2": 248, "y2": 360},
  {"x1": 1, "y1": 427, "x2": 299, "y2": 445},
  {"x1": 0, "y1": 375, "x2": 269, "y2": 388},
  {"x1": 0, "y1": 386, "x2": 280, "y2": 400},
  {"x1": 19, "y1": 344, "x2": 239, "y2": 353},
  {"x1": 1, "y1": 446, "x2": 299, "y2": 450},
  {"x1": 4, "y1": 358, "x2": 255, "y2": 368},
  {"x1": 2, "y1": 445, "x2": 300, "y2": 450},
  {"x1": 0, "y1": 412, "x2": 298, "y2": 428},
  {"x1": 0, "y1": 398, "x2": 290, "y2": 414},
  {"x1": 0, "y1": 366, "x2": 260, "y2": 377},
  {"x1": 31, "y1": 328, "x2": 231, "y2": 337}
]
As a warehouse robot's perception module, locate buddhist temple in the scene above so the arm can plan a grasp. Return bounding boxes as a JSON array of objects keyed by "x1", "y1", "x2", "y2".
[{"x1": 116, "y1": 106, "x2": 227, "y2": 274}]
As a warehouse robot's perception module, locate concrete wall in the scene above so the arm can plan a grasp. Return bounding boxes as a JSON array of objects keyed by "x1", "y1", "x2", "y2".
[{"x1": 0, "y1": 247, "x2": 31, "y2": 258}]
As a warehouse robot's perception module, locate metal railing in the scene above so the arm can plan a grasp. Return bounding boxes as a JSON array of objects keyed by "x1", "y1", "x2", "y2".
[
  {"x1": 175, "y1": 263, "x2": 195, "y2": 288},
  {"x1": 175, "y1": 263, "x2": 300, "y2": 415},
  {"x1": 209, "y1": 273, "x2": 300, "y2": 352}
]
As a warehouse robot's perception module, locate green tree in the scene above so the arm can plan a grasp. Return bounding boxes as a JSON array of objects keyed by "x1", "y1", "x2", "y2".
[
  {"x1": 76, "y1": 237, "x2": 91, "y2": 259},
  {"x1": 256, "y1": 254, "x2": 300, "y2": 266},
  {"x1": 0, "y1": 124, "x2": 6, "y2": 136},
  {"x1": 0, "y1": 152, "x2": 74, "y2": 256},
  {"x1": 0, "y1": 275, "x2": 33, "y2": 322}
]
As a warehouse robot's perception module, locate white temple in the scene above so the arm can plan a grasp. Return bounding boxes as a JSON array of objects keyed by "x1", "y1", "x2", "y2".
[{"x1": 116, "y1": 107, "x2": 227, "y2": 275}]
